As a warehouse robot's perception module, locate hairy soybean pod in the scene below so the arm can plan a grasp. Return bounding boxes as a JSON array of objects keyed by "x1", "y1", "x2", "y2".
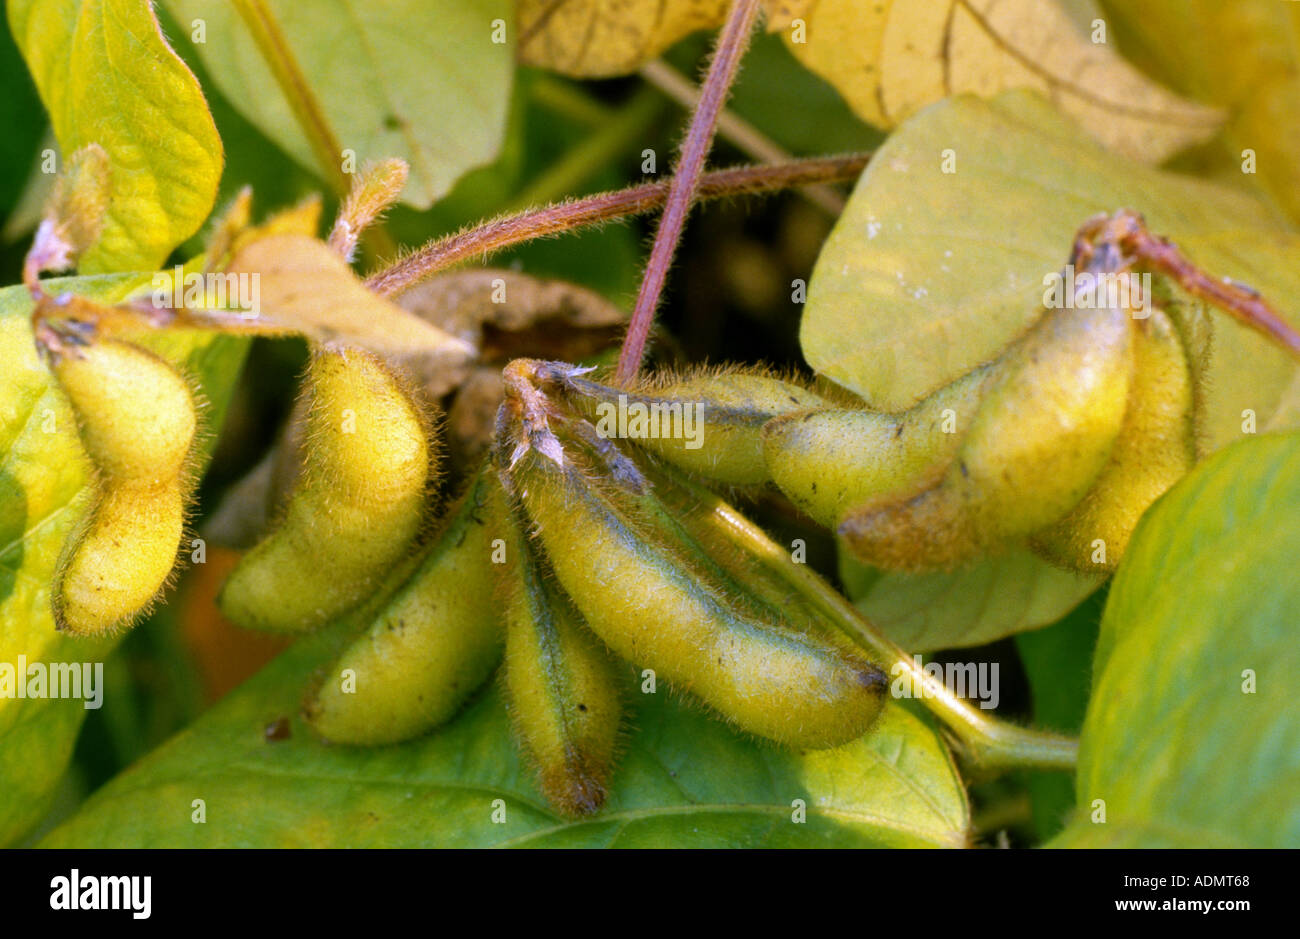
[
  {"x1": 510, "y1": 445, "x2": 886, "y2": 748},
  {"x1": 305, "y1": 468, "x2": 506, "y2": 744},
  {"x1": 568, "y1": 369, "x2": 829, "y2": 486},
  {"x1": 840, "y1": 303, "x2": 1135, "y2": 570},
  {"x1": 762, "y1": 366, "x2": 992, "y2": 529},
  {"x1": 52, "y1": 340, "x2": 198, "y2": 635},
  {"x1": 220, "y1": 344, "x2": 433, "y2": 632},
  {"x1": 500, "y1": 504, "x2": 622, "y2": 817},
  {"x1": 1031, "y1": 308, "x2": 1198, "y2": 571}
]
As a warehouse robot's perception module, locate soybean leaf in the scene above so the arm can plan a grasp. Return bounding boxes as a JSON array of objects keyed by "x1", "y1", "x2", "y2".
[
  {"x1": 726, "y1": 30, "x2": 884, "y2": 156},
  {"x1": 0, "y1": 276, "x2": 247, "y2": 845},
  {"x1": 7, "y1": 0, "x2": 223, "y2": 272},
  {"x1": 217, "y1": 233, "x2": 475, "y2": 395},
  {"x1": 774, "y1": 0, "x2": 1219, "y2": 165},
  {"x1": 520, "y1": 0, "x2": 1216, "y2": 163},
  {"x1": 518, "y1": 0, "x2": 728, "y2": 77},
  {"x1": 1051, "y1": 432, "x2": 1300, "y2": 848},
  {"x1": 164, "y1": 0, "x2": 513, "y2": 209},
  {"x1": 1098, "y1": 0, "x2": 1300, "y2": 223},
  {"x1": 41, "y1": 625, "x2": 970, "y2": 848},
  {"x1": 840, "y1": 547, "x2": 1099, "y2": 653},
  {"x1": 803, "y1": 90, "x2": 1300, "y2": 456}
]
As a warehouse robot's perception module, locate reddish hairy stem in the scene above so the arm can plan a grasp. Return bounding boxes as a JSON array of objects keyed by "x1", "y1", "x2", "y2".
[
  {"x1": 615, "y1": 0, "x2": 763, "y2": 385},
  {"x1": 1074, "y1": 211, "x2": 1300, "y2": 360},
  {"x1": 1131, "y1": 232, "x2": 1300, "y2": 359},
  {"x1": 363, "y1": 154, "x2": 870, "y2": 296}
]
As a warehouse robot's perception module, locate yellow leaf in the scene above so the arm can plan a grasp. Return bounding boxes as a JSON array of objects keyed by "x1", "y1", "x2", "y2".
[
  {"x1": 780, "y1": 0, "x2": 1223, "y2": 164},
  {"x1": 517, "y1": 0, "x2": 730, "y2": 76},
  {"x1": 8, "y1": 0, "x2": 223, "y2": 272},
  {"x1": 221, "y1": 234, "x2": 474, "y2": 389},
  {"x1": 516, "y1": 0, "x2": 1220, "y2": 164},
  {"x1": 1097, "y1": 0, "x2": 1300, "y2": 222}
]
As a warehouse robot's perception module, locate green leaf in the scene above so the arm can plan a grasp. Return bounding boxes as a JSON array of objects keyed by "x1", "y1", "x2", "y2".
[
  {"x1": 40, "y1": 625, "x2": 970, "y2": 848},
  {"x1": 1051, "y1": 432, "x2": 1300, "y2": 848},
  {"x1": 6, "y1": 0, "x2": 223, "y2": 272},
  {"x1": 164, "y1": 0, "x2": 513, "y2": 210},
  {"x1": 0, "y1": 276, "x2": 247, "y2": 845},
  {"x1": 839, "y1": 546, "x2": 1099, "y2": 653},
  {"x1": 802, "y1": 91, "x2": 1300, "y2": 454}
]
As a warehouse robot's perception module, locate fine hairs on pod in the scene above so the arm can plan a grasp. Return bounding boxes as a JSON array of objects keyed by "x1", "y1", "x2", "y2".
[
  {"x1": 305, "y1": 465, "x2": 507, "y2": 744},
  {"x1": 838, "y1": 301, "x2": 1136, "y2": 570},
  {"x1": 220, "y1": 343, "x2": 435, "y2": 632},
  {"x1": 51, "y1": 339, "x2": 200, "y2": 635},
  {"x1": 503, "y1": 416, "x2": 887, "y2": 749},
  {"x1": 565, "y1": 365, "x2": 830, "y2": 486},
  {"x1": 762, "y1": 365, "x2": 992, "y2": 530},
  {"x1": 497, "y1": 496, "x2": 623, "y2": 817},
  {"x1": 1031, "y1": 307, "x2": 1200, "y2": 571}
]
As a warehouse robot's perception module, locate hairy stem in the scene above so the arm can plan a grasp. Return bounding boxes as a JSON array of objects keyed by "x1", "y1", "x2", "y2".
[
  {"x1": 1074, "y1": 210, "x2": 1300, "y2": 360},
  {"x1": 1133, "y1": 233, "x2": 1300, "y2": 360},
  {"x1": 639, "y1": 59, "x2": 846, "y2": 216},
  {"x1": 615, "y1": 0, "x2": 763, "y2": 385},
  {"x1": 364, "y1": 153, "x2": 871, "y2": 296}
]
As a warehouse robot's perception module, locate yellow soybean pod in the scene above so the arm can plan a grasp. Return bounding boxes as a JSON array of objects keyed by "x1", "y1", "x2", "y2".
[
  {"x1": 762, "y1": 366, "x2": 992, "y2": 529},
  {"x1": 51, "y1": 341, "x2": 198, "y2": 635},
  {"x1": 568, "y1": 368, "x2": 829, "y2": 485},
  {"x1": 1031, "y1": 307, "x2": 1198, "y2": 571},
  {"x1": 305, "y1": 467, "x2": 506, "y2": 744},
  {"x1": 840, "y1": 303, "x2": 1135, "y2": 570},
  {"x1": 220, "y1": 344, "x2": 433, "y2": 632}
]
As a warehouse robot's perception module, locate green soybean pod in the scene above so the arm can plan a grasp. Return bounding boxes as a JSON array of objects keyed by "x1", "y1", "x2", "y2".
[
  {"x1": 567, "y1": 368, "x2": 830, "y2": 486},
  {"x1": 304, "y1": 467, "x2": 506, "y2": 744},
  {"x1": 499, "y1": 503, "x2": 622, "y2": 817},
  {"x1": 840, "y1": 303, "x2": 1135, "y2": 570},
  {"x1": 762, "y1": 366, "x2": 992, "y2": 529},
  {"x1": 1031, "y1": 307, "x2": 1198, "y2": 571},
  {"x1": 220, "y1": 344, "x2": 433, "y2": 632},
  {"x1": 508, "y1": 445, "x2": 886, "y2": 749}
]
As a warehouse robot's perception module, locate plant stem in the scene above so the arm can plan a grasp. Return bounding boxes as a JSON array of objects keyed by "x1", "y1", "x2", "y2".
[
  {"x1": 364, "y1": 153, "x2": 871, "y2": 296},
  {"x1": 231, "y1": 0, "x2": 349, "y2": 197},
  {"x1": 639, "y1": 59, "x2": 846, "y2": 216},
  {"x1": 615, "y1": 0, "x2": 763, "y2": 385},
  {"x1": 232, "y1": 0, "x2": 396, "y2": 260},
  {"x1": 1074, "y1": 210, "x2": 1300, "y2": 360},
  {"x1": 686, "y1": 483, "x2": 1078, "y2": 774}
]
